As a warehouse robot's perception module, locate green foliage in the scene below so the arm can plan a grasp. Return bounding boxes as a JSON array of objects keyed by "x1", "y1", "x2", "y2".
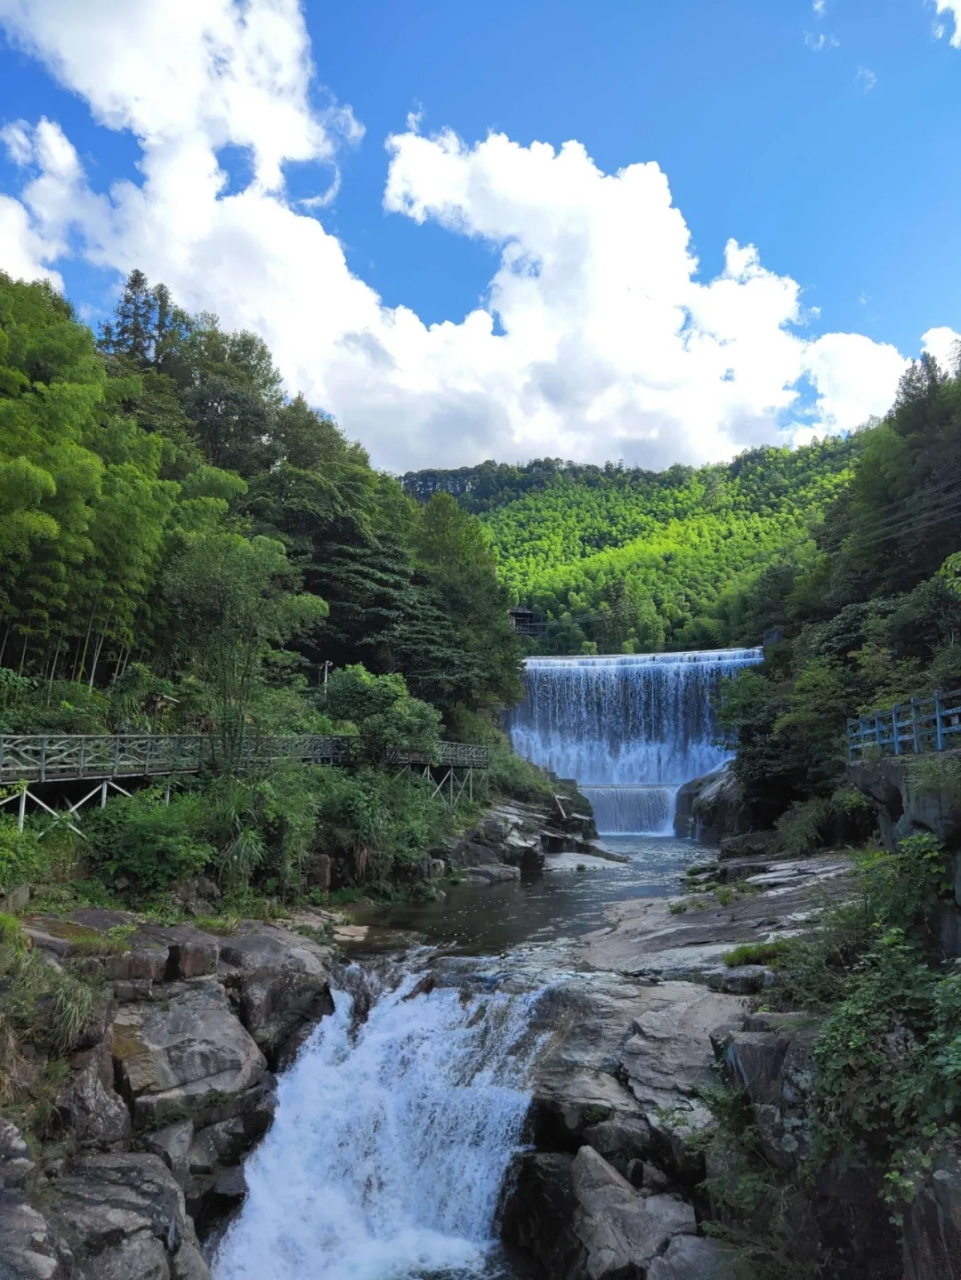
[
  {"x1": 82, "y1": 790, "x2": 214, "y2": 893},
  {"x1": 0, "y1": 943, "x2": 95, "y2": 1056},
  {"x1": 323, "y1": 664, "x2": 442, "y2": 764},
  {"x1": 723, "y1": 940, "x2": 791, "y2": 967}
]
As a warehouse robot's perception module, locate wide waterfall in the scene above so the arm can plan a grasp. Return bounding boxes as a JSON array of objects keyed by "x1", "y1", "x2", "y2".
[
  {"x1": 508, "y1": 648, "x2": 762, "y2": 835},
  {"x1": 214, "y1": 967, "x2": 546, "y2": 1280}
]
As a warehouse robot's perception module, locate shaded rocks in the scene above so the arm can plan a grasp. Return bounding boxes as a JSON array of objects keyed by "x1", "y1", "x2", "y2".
[
  {"x1": 502, "y1": 1147, "x2": 696, "y2": 1280},
  {"x1": 717, "y1": 830, "x2": 778, "y2": 860},
  {"x1": 902, "y1": 1148, "x2": 961, "y2": 1280},
  {"x1": 111, "y1": 981, "x2": 267, "y2": 1127},
  {"x1": 218, "y1": 926, "x2": 334, "y2": 1069},
  {"x1": 0, "y1": 1190, "x2": 74, "y2": 1279},
  {"x1": 673, "y1": 765, "x2": 750, "y2": 845},
  {"x1": 646, "y1": 1235, "x2": 740, "y2": 1280}
]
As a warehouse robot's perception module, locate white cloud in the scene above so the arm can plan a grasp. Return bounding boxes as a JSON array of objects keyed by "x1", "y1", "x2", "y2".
[
  {"x1": 934, "y1": 1, "x2": 961, "y2": 46},
  {"x1": 813, "y1": 0, "x2": 826, "y2": 15},
  {"x1": 856, "y1": 66, "x2": 878, "y2": 92},
  {"x1": 0, "y1": 0, "x2": 922, "y2": 471},
  {"x1": 804, "y1": 31, "x2": 838, "y2": 51},
  {"x1": 923, "y1": 325, "x2": 961, "y2": 372}
]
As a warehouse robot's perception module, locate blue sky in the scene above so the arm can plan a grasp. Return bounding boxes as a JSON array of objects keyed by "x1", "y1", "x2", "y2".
[{"x1": 0, "y1": 0, "x2": 959, "y2": 471}]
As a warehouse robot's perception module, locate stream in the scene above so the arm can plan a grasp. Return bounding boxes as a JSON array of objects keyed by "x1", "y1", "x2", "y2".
[
  {"x1": 214, "y1": 650, "x2": 754, "y2": 1280},
  {"x1": 213, "y1": 837, "x2": 699, "y2": 1280}
]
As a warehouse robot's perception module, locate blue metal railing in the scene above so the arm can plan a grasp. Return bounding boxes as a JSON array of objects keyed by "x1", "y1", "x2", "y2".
[{"x1": 847, "y1": 689, "x2": 961, "y2": 759}]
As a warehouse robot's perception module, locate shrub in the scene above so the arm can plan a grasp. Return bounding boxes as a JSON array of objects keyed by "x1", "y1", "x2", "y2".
[{"x1": 83, "y1": 790, "x2": 213, "y2": 893}]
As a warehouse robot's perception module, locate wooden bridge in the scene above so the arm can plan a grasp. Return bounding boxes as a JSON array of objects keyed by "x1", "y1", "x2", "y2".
[
  {"x1": 0, "y1": 733, "x2": 490, "y2": 831},
  {"x1": 847, "y1": 689, "x2": 961, "y2": 759}
]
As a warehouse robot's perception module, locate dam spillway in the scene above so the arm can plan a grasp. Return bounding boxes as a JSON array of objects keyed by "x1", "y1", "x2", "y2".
[{"x1": 507, "y1": 649, "x2": 763, "y2": 835}]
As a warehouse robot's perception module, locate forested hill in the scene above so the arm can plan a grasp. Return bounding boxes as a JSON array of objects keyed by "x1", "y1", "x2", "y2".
[{"x1": 404, "y1": 439, "x2": 861, "y2": 653}]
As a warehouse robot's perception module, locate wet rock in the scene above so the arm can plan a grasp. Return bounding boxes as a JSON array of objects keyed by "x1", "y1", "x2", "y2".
[
  {"x1": 581, "y1": 1117, "x2": 653, "y2": 1178},
  {"x1": 674, "y1": 765, "x2": 750, "y2": 845},
  {"x1": 218, "y1": 927, "x2": 333, "y2": 1069},
  {"x1": 467, "y1": 863, "x2": 521, "y2": 884},
  {"x1": 111, "y1": 981, "x2": 266, "y2": 1127},
  {"x1": 501, "y1": 1152, "x2": 581, "y2": 1280},
  {"x1": 56, "y1": 1039, "x2": 131, "y2": 1149},
  {"x1": 647, "y1": 1234, "x2": 741, "y2": 1279}
]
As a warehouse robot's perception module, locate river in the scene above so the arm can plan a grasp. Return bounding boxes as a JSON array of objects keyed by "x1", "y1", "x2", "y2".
[{"x1": 212, "y1": 835, "x2": 700, "y2": 1280}]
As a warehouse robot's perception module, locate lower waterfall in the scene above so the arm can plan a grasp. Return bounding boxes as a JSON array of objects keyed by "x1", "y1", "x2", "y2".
[
  {"x1": 581, "y1": 784, "x2": 676, "y2": 836},
  {"x1": 508, "y1": 648, "x2": 762, "y2": 834},
  {"x1": 214, "y1": 966, "x2": 546, "y2": 1280}
]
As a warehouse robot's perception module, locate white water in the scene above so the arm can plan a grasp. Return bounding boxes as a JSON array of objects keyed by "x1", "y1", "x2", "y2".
[
  {"x1": 214, "y1": 966, "x2": 546, "y2": 1280},
  {"x1": 581, "y1": 784, "x2": 676, "y2": 836},
  {"x1": 508, "y1": 648, "x2": 762, "y2": 834}
]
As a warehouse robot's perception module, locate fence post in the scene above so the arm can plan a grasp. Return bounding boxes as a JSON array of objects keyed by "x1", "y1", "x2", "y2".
[
  {"x1": 39, "y1": 736, "x2": 47, "y2": 781},
  {"x1": 875, "y1": 713, "x2": 884, "y2": 753},
  {"x1": 911, "y1": 699, "x2": 921, "y2": 753},
  {"x1": 935, "y1": 691, "x2": 945, "y2": 752},
  {"x1": 892, "y1": 705, "x2": 901, "y2": 755},
  {"x1": 18, "y1": 786, "x2": 26, "y2": 832}
]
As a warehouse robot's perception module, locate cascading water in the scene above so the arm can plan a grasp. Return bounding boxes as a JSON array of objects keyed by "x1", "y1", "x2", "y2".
[
  {"x1": 214, "y1": 964, "x2": 547, "y2": 1280},
  {"x1": 507, "y1": 649, "x2": 762, "y2": 835}
]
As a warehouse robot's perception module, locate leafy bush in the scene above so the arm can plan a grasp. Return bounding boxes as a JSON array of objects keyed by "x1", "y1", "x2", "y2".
[
  {"x1": 83, "y1": 789, "x2": 213, "y2": 893},
  {"x1": 0, "y1": 943, "x2": 96, "y2": 1056},
  {"x1": 322, "y1": 665, "x2": 441, "y2": 764}
]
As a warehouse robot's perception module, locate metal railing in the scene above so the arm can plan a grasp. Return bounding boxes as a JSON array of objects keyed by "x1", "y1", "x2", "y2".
[
  {"x1": 0, "y1": 732, "x2": 489, "y2": 785},
  {"x1": 847, "y1": 689, "x2": 961, "y2": 759}
]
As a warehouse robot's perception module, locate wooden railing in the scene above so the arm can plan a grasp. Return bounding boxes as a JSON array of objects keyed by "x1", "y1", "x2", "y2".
[
  {"x1": 847, "y1": 690, "x2": 961, "y2": 759},
  {"x1": 0, "y1": 733, "x2": 489, "y2": 785}
]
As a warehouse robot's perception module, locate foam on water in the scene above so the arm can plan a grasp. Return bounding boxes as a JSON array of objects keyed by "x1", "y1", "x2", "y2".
[{"x1": 214, "y1": 968, "x2": 546, "y2": 1280}]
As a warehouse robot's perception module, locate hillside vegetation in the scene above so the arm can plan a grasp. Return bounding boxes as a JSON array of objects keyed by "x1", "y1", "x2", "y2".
[{"x1": 406, "y1": 438, "x2": 860, "y2": 653}]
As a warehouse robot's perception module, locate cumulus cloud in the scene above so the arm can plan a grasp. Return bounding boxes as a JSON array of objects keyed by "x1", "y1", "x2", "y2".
[
  {"x1": 933, "y1": 0, "x2": 961, "y2": 46},
  {"x1": 804, "y1": 32, "x2": 838, "y2": 51},
  {"x1": 856, "y1": 66, "x2": 878, "y2": 93},
  {"x1": 0, "y1": 0, "x2": 919, "y2": 471},
  {"x1": 923, "y1": 325, "x2": 961, "y2": 372}
]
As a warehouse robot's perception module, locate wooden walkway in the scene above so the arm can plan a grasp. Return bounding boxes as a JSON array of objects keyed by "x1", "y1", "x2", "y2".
[
  {"x1": 0, "y1": 733, "x2": 490, "y2": 830},
  {"x1": 847, "y1": 689, "x2": 961, "y2": 759}
]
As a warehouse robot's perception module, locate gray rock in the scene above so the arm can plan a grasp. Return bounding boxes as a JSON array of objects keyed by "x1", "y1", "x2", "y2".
[
  {"x1": 705, "y1": 965, "x2": 774, "y2": 995},
  {"x1": 647, "y1": 1234, "x2": 741, "y2": 1279},
  {"x1": 0, "y1": 1189, "x2": 74, "y2": 1279},
  {"x1": 170, "y1": 1241, "x2": 211, "y2": 1280},
  {"x1": 569, "y1": 1146, "x2": 695, "y2": 1280},
  {"x1": 144, "y1": 1123, "x2": 194, "y2": 1188},
  {"x1": 218, "y1": 928, "x2": 333, "y2": 1068},
  {"x1": 720, "y1": 1021, "x2": 820, "y2": 1170},
  {"x1": 103, "y1": 934, "x2": 170, "y2": 983},
  {"x1": 500, "y1": 1152, "x2": 581, "y2": 1280},
  {"x1": 581, "y1": 1117, "x2": 653, "y2": 1177},
  {"x1": 0, "y1": 1118, "x2": 37, "y2": 1189},
  {"x1": 56, "y1": 1041, "x2": 131, "y2": 1149},
  {"x1": 54, "y1": 1153, "x2": 187, "y2": 1278},
  {"x1": 466, "y1": 863, "x2": 521, "y2": 883},
  {"x1": 111, "y1": 982, "x2": 266, "y2": 1126},
  {"x1": 157, "y1": 928, "x2": 219, "y2": 981}
]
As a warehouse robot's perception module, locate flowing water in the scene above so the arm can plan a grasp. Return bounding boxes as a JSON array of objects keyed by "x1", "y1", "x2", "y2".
[
  {"x1": 213, "y1": 651, "x2": 754, "y2": 1279},
  {"x1": 507, "y1": 649, "x2": 762, "y2": 834}
]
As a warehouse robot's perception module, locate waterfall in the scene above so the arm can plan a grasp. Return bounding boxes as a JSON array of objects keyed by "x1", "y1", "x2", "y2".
[
  {"x1": 214, "y1": 966, "x2": 545, "y2": 1280},
  {"x1": 507, "y1": 648, "x2": 762, "y2": 834}
]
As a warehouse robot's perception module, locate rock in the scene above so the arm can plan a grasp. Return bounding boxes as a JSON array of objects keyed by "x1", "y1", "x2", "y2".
[
  {"x1": 159, "y1": 927, "x2": 219, "y2": 981},
  {"x1": 303, "y1": 851, "x2": 332, "y2": 891},
  {"x1": 144, "y1": 1122, "x2": 194, "y2": 1188},
  {"x1": 428, "y1": 858, "x2": 446, "y2": 879},
  {"x1": 902, "y1": 1148, "x2": 961, "y2": 1280},
  {"x1": 581, "y1": 1117, "x2": 653, "y2": 1178},
  {"x1": 104, "y1": 933, "x2": 170, "y2": 983},
  {"x1": 719, "y1": 1019, "x2": 821, "y2": 1171},
  {"x1": 847, "y1": 750, "x2": 961, "y2": 854},
  {"x1": 54, "y1": 1153, "x2": 188, "y2": 1278},
  {"x1": 171, "y1": 1240, "x2": 211, "y2": 1280},
  {"x1": 501, "y1": 1152, "x2": 581, "y2": 1280},
  {"x1": 467, "y1": 863, "x2": 521, "y2": 883},
  {"x1": 705, "y1": 965, "x2": 774, "y2": 995},
  {"x1": 568, "y1": 1146, "x2": 696, "y2": 1280},
  {"x1": 718, "y1": 830, "x2": 778, "y2": 860},
  {"x1": 647, "y1": 1234, "x2": 741, "y2": 1279},
  {"x1": 111, "y1": 981, "x2": 266, "y2": 1126},
  {"x1": 0, "y1": 1189, "x2": 74, "y2": 1278},
  {"x1": 0, "y1": 1118, "x2": 37, "y2": 1189},
  {"x1": 674, "y1": 765, "x2": 750, "y2": 844},
  {"x1": 0, "y1": 884, "x2": 30, "y2": 912},
  {"x1": 56, "y1": 1039, "x2": 131, "y2": 1149},
  {"x1": 218, "y1": 927, "x2": 333, "y2": 1068}
]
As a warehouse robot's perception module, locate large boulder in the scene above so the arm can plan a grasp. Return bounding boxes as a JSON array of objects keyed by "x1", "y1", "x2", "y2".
[
  {"x1": 646, "y1": 1234, "x2": 741, "y2": 1279},
  {"x1": 218, "y1": 927, "x2": 333, "y2": 1068},
  {"x1": 111, "y1": 982, "x2": 266, "y2": 1126},
  {"x1": 674, "y1": 765, "x2": 750, "y2": 844},
  {"x1": 502, "y1": 1148, "x2": 697, "y2": 1280},
  {"x1": 0, "y1": 1190, "x2": 75, "y2": 1279},
  {"x1": 53, "y1": 1152, "x2": 210, "y2": 1279}
]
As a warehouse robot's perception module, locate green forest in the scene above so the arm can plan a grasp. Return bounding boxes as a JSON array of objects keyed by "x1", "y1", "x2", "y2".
[{"x1": 0, "y1": 268, "x2": 542, "y2": 910}]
